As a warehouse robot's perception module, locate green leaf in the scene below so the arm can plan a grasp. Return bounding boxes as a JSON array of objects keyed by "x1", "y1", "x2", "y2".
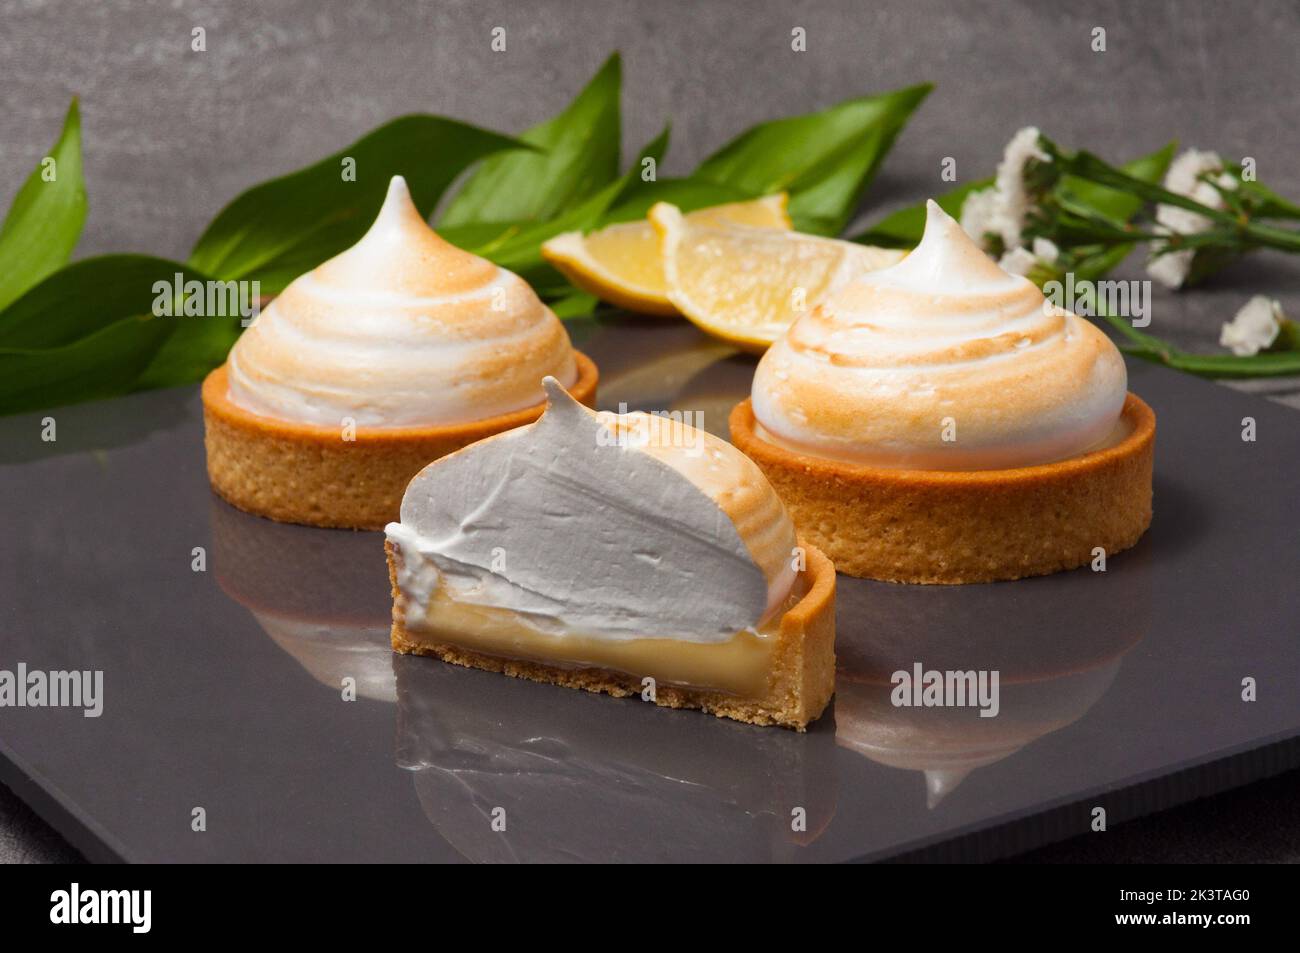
[
  {"x1": 850, "y1": 177, "x2": 991, "y2": 247},
  {"x1": 691, "y1": 83, "x2": 931, "y2": 235},
  {"x1": 135, "y1": 277, "x2": 252, "y2": 390},
  {"x1": 1038, "y1": 272, "x2": 1299, "y2": 380},
  {"x1": 1045, "y1": 145, "x2": 1239, "y2": 228},
  {"x1": 187, "y1": 115, "x2": 525, "y2": 293},
  {"x1": 1272, "y1": 319, "x2": 1300, "y2": 353},
  {"x1": 602, "y1": 177, "x2": 757, "y2": 224},
  {"x1": 0, "y1": 99, "x2": 87, "y2": 312},
  {"x1": 1057, "y1": 141, "x2": 1176, "y2": 224},
  {"x1": 0, "y1": 255, "x2": 245, "y2": 413},
  {"x1": 0, "y1": 255, "x2": 192, "y2": 349},
  {"x1": 1059, "y1": 142, "x2": 1178, "y2": 279},
  {"x1": 463, "y1": 126, "x2": 671, "y2": 290},
  {"x1": 1085, "y1": 302, "x2": 1171, "y2": 354},
  {"x1": 1235, "y1": 178, "x2": 1300, "y2": 220},
  {"x1": 1070, "y1": 242, "x2": 1136, "y2": 283},
  {"x1": 0, "y1": 316, "x2": 173, "y2": 417},
  {"x1": 1125, "y1": 344, "x2": 1300, "y2": 378},
  {"x1": 549, "y1": 291, "x2": 599, "y2": 319},
  {"x1": 851, "y1": 143, "x2": 1175, "y2": 262},
  {"x1": 0, "y1": 255, "x2": 207, "y2": 415},
  {"x1": 1049, "y1": 145, "x2": 1300, "y2": 257},
  {"x1": 440, "y1": 53, "x2": 623, "y2": 227}
]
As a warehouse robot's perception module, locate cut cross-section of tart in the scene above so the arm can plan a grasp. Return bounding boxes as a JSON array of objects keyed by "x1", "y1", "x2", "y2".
[{"x1": 385, "y1": 378, "x2": 836, "y2": 730}]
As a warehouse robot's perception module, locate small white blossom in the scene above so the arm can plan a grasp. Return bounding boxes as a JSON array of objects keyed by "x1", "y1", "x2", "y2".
[
  {"x1": 1031, "y1": 237, "x2": 1059, "y2": 263},
  {"x1": 998, "y1": 246, "x2": 1038, "y2": 276},
  {"x1": 1147, "y1": 243, "x2": 1196, "y2": 290},
  {"x1": 1147, "y1": 149, "x2": 1232, "y2": 288},
  {"x1": 993, "y1": 127, "x2": 1049, "y2": 248},
  {"x1": 960, "y1": 126, "x2": 1049, "y2": 252},
  {"x1": 998, "y1": 237, "x2": 1059, "y2": 276},
  {"x1": 959, "y1": 187, "x2": 1000, "y2": 247},
  {"x1": 1220, "y1": 295, "x2": 1284, "y2": 356}
]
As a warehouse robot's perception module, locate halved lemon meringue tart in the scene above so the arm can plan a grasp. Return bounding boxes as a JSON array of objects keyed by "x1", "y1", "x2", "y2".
[
  {"x1": 202, "y1": 176, "x2": 598, "y2": 530},
  {"x1": 385, "y1": 378, "x2": 836, "y2": 729},
  {"x1": 730, "y1": 201, "x2": 1154, "y2": 584}
]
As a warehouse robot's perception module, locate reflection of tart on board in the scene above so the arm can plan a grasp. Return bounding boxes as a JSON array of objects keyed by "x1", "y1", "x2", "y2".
[
  {"x1": 210, "y1": 498, "x2": 396, "y2": 703},
  {"x1": 395, "y1": 653, "x2": 838, "y2": 862},
  {"x1": 832, "y1": 548, "x2": 1150, "y2": 806},
  {"x1": 835, "y1": 663, "x2": 1123, "y2": 809}
]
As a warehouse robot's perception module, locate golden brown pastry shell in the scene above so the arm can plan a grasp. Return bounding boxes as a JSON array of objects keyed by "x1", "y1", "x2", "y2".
[
  {"x1": 729, "y1": 393, "x2": 1155, "y2": 584},
  {"x1": 201, "y1": 351, "x2": 598, "y2": 530}
]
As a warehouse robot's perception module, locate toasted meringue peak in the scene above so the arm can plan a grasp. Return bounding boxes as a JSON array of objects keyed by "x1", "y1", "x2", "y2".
[
  {"x1": 752, "y1": 200, "x2": 1128, "y2": 470},
  {"x1": 227, "y1": 175, "x2": 577, "y2": 428},
  {"x1": 386, "y1": 378, "x2": 798, "y2": 642}
]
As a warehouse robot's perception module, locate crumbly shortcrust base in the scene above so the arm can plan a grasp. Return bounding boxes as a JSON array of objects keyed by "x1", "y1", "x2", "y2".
[
  {"x1": 729, "y1": 394, "x2": 1155, "y2": 584},
  {"x1": 200, "y1": 352, "x2": 598, "y2": 530}
]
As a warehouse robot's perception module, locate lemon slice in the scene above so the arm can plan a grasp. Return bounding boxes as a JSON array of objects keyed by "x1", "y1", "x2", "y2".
[
  {"x1": 649, "y1": 202, "x2": 905, "y2": 352},
  {"x1": 542, "y1": 194, "x2": 792, "y2": 317}
]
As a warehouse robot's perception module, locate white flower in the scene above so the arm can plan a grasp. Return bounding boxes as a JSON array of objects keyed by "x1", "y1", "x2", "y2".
[
  {"x1": 998, "y1": 237, "x2": 1060, "y2": 277},
  {"x1": 1220, "y1": 295, "x2": 1284, "y2": 356},
  {"x1": 1031, "y1": 237, "x2": 1059, "y2": 263},
  {"x1": 998, "y1": 246, "x2": 1038, "y2": 276},
  {"x1": 993, "y1": 127, "x2": 1049, "y2": 249},
  {"x1": 1147, "y1": 243, "x2": 1196, "y2": 290},
  {"x1": 1147, "y1": 149, "x2": 1232, "y2": 289},
  {"x1": 960, "y1": 126, "x2": 1049, "y2": 252},
  {"x1": 959, "y1": 187, "x2": 1000, "y2": 247}
]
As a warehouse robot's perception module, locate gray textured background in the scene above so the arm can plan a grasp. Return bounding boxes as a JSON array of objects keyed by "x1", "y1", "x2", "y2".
[{"x1": 1, "y1": 0, "x2": 1298, "y2": 862}]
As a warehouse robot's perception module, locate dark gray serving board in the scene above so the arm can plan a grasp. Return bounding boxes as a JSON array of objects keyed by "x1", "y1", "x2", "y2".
[{"x1": 1, "y1": 316, "x2": 1297, "y2": 863}]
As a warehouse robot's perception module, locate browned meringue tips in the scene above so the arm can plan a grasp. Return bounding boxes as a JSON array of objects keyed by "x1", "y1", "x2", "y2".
[
  {"x1": 202, "y1": 176, "x2": 598, "y2": 529},
  {"x1": 734, "y1": 200, "x2": 1154, "y2": 583}
]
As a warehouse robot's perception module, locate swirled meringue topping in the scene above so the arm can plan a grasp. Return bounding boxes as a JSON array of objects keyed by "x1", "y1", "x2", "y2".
[
  {"x1": 752, "y1": 201, "x2": 1127, "y2": 470},
  {"x1": 386, "y1": 378, "x2": 798, "y2": 642},
  {"x1": 227, "y1": 176, "x2": 577, "y2": 428}
]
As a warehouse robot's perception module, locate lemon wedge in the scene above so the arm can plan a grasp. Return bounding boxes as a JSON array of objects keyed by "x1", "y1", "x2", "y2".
[
  {"x1": 649, "y1": 202, "x2": 905, "y2": 352},
  {"x1": 542, "y1": 194, "x2": 792, "y2": 316}
]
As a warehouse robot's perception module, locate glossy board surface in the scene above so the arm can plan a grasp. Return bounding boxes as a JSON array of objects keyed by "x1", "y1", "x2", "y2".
[{"x1": 1, "y1": 317, "x2": 1297, "y2": 862}]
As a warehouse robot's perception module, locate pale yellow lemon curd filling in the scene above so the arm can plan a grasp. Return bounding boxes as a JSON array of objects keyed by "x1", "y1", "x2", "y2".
[{"x1": 396, "y1": 575, "x2": 809, "y2": 699}]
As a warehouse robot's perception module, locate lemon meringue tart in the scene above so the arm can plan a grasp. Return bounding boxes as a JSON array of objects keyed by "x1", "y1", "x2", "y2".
[
  {"x1": 385, "y1": 378, "x2": 836, "y2": 730},
  {"x1": 730, "y1": 200, "x2": 1154, "y2": 584},
  {"x1": 202, "y1": 176, "x2": 598, "y2": 530}
]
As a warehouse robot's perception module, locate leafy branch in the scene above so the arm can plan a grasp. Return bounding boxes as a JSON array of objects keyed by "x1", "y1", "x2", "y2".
[
  {"x1": 854, "y1": 131, "x2": 1300, "y2": 379},
  {"x1": 0, "y1": 55, "x2": 930, "y2": 416}
]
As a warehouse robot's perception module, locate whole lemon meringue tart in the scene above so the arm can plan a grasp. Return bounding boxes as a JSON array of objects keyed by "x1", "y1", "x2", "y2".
[
  {"x1": 729, "y1": 200, "x2": 1154, "y2": 584},
  {"x1": 202, "y1": 176, "x2": 598, "y2": 530},
  {"x1": 385, "y1": 378, "x2": 836, "y2": 730}
]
